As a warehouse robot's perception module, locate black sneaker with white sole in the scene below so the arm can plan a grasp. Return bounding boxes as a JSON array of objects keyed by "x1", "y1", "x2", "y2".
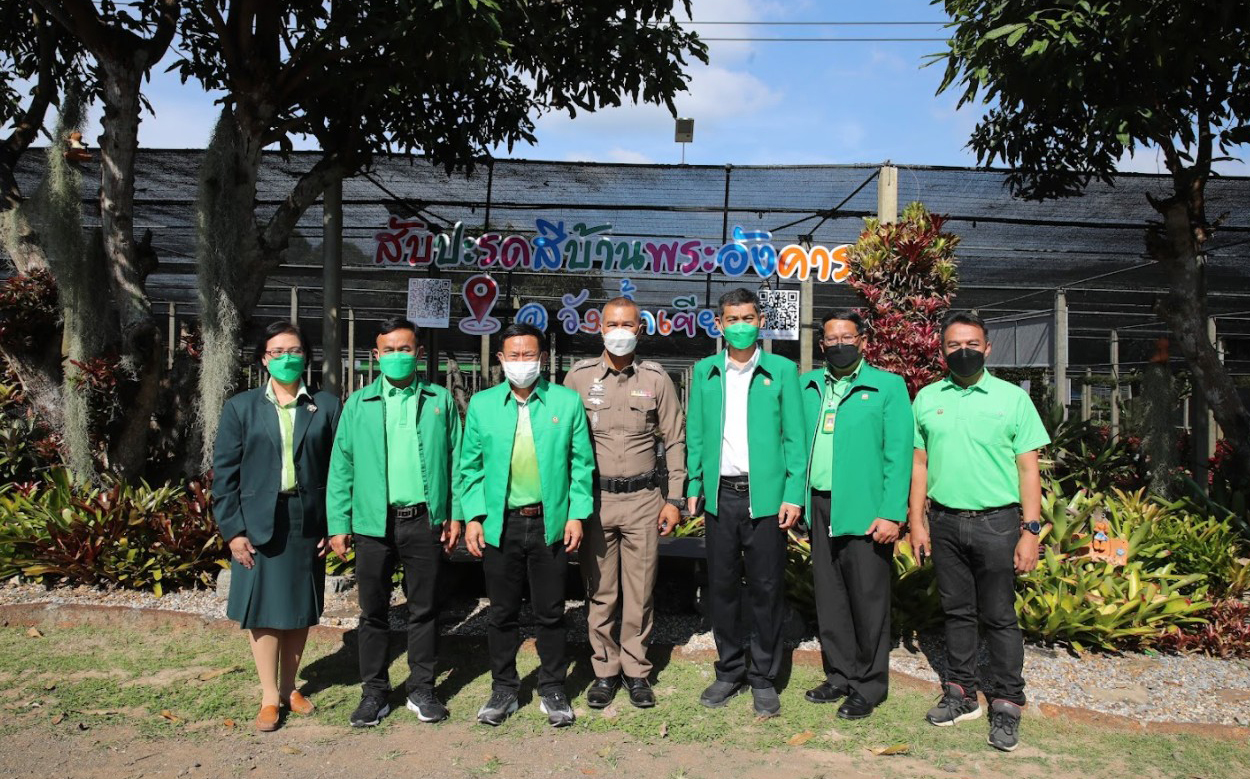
[
  {"x1": 925, "y1": 682, "x2": 982, "y2": 726},
  {"x1": 349, "y1": 693, "x2": 391, "y2": 728},
  {"x1": 987, "y1": 699, "x2": 1022, "y2": 752},
  {"x1": 476, "y1": 689, "x2": 519, "y2": 726},
  {"x1": 538, "y1": 689, "x2": 576, "y2": 727},
  {"x1": 406, "y1": 689, "x2": 449, "y2": 723}
]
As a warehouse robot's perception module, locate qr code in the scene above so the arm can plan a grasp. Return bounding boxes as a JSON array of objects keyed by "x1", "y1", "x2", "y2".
[
  {"x1": 407, "y1": 278, "x2": 453, "y2": 327},
  {"x1": 758, "y1": 290, "x2": 800, "y2": 339}
]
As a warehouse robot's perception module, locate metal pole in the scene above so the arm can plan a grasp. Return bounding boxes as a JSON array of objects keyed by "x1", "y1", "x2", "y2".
[
  {"x1": 481, "y1": 160, "x2": 495, "y2": 387},
  {"x1": 166, "y1": 302, "x2": 176, "y2": 369},
  {"x1": 290, "y1": 285, "x2": 299, "y2": 323},
  {"x1": 346, "y1": 307, "x2": 356, "y2": 395},
  {"x1": 1054, "y1": 290, "x2": 1069, "y2": 419},
  {"x1": 322, "y1": 176, "x2": 343, "y2": 397},
  {"x1": 1110, "y1": 329, "x2": 1121, "y2": 438}
]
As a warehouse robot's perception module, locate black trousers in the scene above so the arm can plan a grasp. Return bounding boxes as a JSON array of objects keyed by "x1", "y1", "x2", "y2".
[
  {"x1": 354, "y1": 512, "x2": 443, "y2": 696},
  {"x1": 705, "y1": 482, "x2": 787, "y2": 689},
  {"x1": 929, "y1": 506, "x2": 1026, "y2": 705},
  {"x1": 482, "y1": 511, "x2": 569, "y2": 694},
  {"x1": 810, "y1": 491, "x2": 892, "y2": 705}
]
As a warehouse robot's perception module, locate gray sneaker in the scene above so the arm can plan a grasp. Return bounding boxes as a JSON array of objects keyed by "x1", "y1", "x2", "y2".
[
  {"x1": 751, "y1": 686, "x2": 781, "y2": 717},
  {"x1": 699, "y1": 679, "x2": 744, "y2": 708},
  {"x1": 476, "y1": 689, "x2": 519, "y2": 726},
  {"x1": 538, "y1": 689, "x2": 576, "y2": 728},
  {"x1": 926, "y1": 682, "x2": 983, "y2": 726},
  {"x1": 987, "y1": 699, "x2": 1022, "y2": 752}
]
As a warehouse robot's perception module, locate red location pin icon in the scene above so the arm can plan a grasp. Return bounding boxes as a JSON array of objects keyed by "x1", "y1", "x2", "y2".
[{"x1": 459, "y1": 274, "x2": 501, "y2": 334}]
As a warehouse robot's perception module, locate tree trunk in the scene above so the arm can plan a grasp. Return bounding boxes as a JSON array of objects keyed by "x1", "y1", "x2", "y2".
[
  {"x1": 1150, "y1": 197, "x2": 1250, "y2": 489},
  {"x1": 96, "y1": 60, "x2": 162, "y2": 479}
]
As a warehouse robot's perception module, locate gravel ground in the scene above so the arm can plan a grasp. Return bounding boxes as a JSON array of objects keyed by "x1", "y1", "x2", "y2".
[{"x1": 4, "y1": 577, "x2": 1249, "y2": 727}]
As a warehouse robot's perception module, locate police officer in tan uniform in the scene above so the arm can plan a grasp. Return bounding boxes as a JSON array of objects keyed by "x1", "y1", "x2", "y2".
[{"x1": 565, "y1": 296, "x2": 686, "y2": 709}]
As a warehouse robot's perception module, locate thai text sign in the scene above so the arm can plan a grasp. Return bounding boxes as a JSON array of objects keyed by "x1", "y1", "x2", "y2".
[{"x1": 374, "y1": 219, "x2": 852, "y2": 283}]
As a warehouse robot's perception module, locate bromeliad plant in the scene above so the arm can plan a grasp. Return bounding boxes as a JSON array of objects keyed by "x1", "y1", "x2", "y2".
[
  {"x1": 0, "y1": 468, "x2": 224, "y2": 595},
  {"x1": 846, "y1": 201, "x2": 960, "y2": 398}
]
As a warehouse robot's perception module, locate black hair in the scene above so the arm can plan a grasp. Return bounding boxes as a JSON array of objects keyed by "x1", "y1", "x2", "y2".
[
  {"x1": 498, "y1": 322, "x2": 547, "y2": 353},
  {"x1": 820, "y1": 308, "x2": 865, "y2": 334},
  {"x1": 255, "y1": 320, "x2": 309, "y2": 363},
  {"x1": 940, "y1": 310, "x2": 988, "y2": 341},
  {"x1": 717, "y1": 287, "x2": 759, "y2": 317},
  {"x1": 377, "y1": 316, "x2": 418, "y2": 339}
]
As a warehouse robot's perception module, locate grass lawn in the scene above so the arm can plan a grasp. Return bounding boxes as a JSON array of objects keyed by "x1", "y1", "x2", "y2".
[{"x1": 0, "y1": 623, "x2": 1246, "y2": 779}]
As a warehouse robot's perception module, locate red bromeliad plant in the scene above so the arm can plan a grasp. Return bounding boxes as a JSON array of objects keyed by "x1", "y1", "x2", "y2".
[{"x1": 846, "y1": 201, "x2": 960, "y2": 398}]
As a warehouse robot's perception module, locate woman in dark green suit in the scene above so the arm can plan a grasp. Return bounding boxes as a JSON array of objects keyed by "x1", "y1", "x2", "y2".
[{"x1": 213, "y1": 321, "x2": 342, "y2": 731}]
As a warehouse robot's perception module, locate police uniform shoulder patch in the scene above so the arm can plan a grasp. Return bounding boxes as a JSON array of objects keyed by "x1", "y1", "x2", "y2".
[
  {"x1": 571, "y1": 358, "x2": 599, "y2": 370},
  {"x1": 638, "y1": 360, "x2": 665, "y2": 373}
]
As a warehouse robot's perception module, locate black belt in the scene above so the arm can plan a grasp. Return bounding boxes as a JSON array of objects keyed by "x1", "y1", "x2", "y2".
[
  {"x1": 931, "y1": 501, "x2": 1019, "y2": 518},
  {"x1": 719, "y1": 475, "x2": 750, "y2": 493},
  {"x1": 510, "y1": 503, "x2": 543, "y2": 517},
  {"x1": 389, "y1": 503, "x2": 428, "y2": 520},
  {"x1": 598, "y1": 471, "x2": 657, "y2": 494}
]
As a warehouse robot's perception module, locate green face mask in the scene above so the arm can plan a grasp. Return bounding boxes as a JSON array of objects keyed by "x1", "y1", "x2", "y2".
[
  {"x1": 266, "y1": 353, "x2": 305, "y2": 384},
  {"x1": 723, "y1": 322, "x2": 760, "y2": 350},
  {"x1": 379, "y1": 351, "x2": 417, "y2": 381}
]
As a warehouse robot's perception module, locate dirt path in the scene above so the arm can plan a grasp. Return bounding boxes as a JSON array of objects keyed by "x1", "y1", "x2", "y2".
[{"x1": 0, "y1": 716, "x2": 1072, "y2": 779}]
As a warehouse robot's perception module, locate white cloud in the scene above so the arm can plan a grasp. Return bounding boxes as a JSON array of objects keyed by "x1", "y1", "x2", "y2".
[{"x1": 605, "y1": 148, "x2": 655, "y2": 164}]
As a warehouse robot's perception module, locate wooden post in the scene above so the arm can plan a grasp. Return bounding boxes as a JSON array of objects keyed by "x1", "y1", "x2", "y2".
[
  {"x1": 166, "y1": 302, "x2": 176, "y2": 369},
  {"x1": 1208, "y1": 317, "x2": 1220, "y2": 454},
  {"x1": 346, "y1": 307, "x2": 356, "y2": 396},
  {"x1": 1081, "y1": 368, "x2": 1092, "y2": 421},
  {"x1": 289, "y1": 285, "x2": 299, "y2": 323},
  {"x1": 877, "y1": 164, "x2": 898, "y2": 224},
  {"x1": 1054, "y1": 290, "x2": 1069, "y2": 419},
  {"x1": 322, "y1": 176, "x2": 343, "y2": 397},
  {"x1": 1110, "y1": 329, "x2": 1121, "y2": 438}
]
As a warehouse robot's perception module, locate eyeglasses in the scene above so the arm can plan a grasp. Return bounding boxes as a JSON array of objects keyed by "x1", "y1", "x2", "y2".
[
  {"x1": 265, "y1": 348, "x2": 304, "y2": 357},
  {"x1": 821, "y1": 335, "x2": 861, "y2": 346}
]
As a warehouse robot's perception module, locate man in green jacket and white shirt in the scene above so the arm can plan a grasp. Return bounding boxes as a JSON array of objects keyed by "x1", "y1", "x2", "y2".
[
  {"x1": 799, "y1": 309, "x2": 913, "y2": 720},
  {"x1": 686, "y1": 287, "x2": 806, "y2": 717},
  {"x1": 460, "y1": 322, "x2": 595, "y2": 728},
  {"x1": 327, "y1": 317, "x2": 462, "y2": 728}
]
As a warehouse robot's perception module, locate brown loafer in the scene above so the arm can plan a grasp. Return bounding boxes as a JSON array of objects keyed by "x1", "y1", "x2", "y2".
[
  {"x1": 286, "y1": 691, "x2": 315, "y2": 716},
  {"x1": 255, "y1": 704, "x2": 280, "y2": 732}
]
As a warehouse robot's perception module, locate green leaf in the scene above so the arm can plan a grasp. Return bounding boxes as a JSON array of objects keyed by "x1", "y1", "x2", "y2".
[{"x1": 984, "y1": 23, "x2": 1027, "y2": 41}]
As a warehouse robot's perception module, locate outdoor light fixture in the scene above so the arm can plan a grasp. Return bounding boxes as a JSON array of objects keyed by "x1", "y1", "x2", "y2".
[{"x1": 675, "y1": 117, "x2": 694, "y2": 163}]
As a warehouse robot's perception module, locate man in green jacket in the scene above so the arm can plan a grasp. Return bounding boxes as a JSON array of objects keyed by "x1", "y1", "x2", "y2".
[
  {"x1": 686, "y1": 287, "x2": 806, "y2": 717},
  {"x1": 327, "y1": 317, "x2": 462, "y2": 728},
  {"x1": 799, "y1": 309, "x2": 913, "y2": 720},
  {"x1": 460, "y1": 322, "x2": 595, "y2": 728}
]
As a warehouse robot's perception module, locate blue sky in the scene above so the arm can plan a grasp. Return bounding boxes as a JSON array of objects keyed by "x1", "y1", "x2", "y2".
[{"x1": 31, "y1": 0, "x2": 1243, "y2": 174}]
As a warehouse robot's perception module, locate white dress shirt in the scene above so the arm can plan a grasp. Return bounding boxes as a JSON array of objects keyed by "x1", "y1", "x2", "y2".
[{"x1": 719, "y1": 347, "x2": 760, "y2": 477}]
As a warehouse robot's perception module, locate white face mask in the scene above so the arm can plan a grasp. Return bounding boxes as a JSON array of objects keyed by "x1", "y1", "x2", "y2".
[
  {"x1": 603, "y1": 327, "x2": 638, "y2": 357},
  {"x1": 502, "y1": 360, "x2": 541, "y2": 389}
]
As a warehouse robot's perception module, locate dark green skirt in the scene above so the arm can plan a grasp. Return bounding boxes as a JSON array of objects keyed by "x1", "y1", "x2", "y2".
[{"x1": 227, "y1": 494, "x2": 325, "y2": 630}]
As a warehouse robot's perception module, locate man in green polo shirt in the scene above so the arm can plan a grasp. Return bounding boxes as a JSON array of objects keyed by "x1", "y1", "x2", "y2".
[
  {"x1": 460, "y1": 322, "x2": 594, "y2": 728},
  {"x1": 327, "y1": 317, "x2": 462, "y2": 728},
  {"x1": 908, "y1": 311, "x2": 1049, "y2": 753},
  {"x1": 799, "y1": 309, "x2": 912, "y2": 720}
]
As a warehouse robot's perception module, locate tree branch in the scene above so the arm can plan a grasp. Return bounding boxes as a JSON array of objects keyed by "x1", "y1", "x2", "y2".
[
  {"x1": 259, "y1": 151, "x2": 355, "y2": 262},
  {"x1": 33, "y1": 0, "x2": 110, "y2": 54},
  {"x1": 2, "y1": 10, "x2": 57, "y2": 160}
]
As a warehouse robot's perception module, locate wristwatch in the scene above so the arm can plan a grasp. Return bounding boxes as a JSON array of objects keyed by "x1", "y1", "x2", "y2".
[
  {"x1": 1020, "y1": 520, "x2": 1042, "y2": 535},
  {"x1": 666, "y1": 498, "x2": 685, "y2": 509}
]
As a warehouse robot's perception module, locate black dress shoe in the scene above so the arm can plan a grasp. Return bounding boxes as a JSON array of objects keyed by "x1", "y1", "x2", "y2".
[
  {"x1": 805, "y1": 682, "x2": 848, "y2": 704},
  {"x1": 623, "y1": 676, "x2": 656, "y2": 708},
  {"x1": 586, "y1": 676, "x2": 620, "y2": 709},
  {"x1": 837, "y1": 691, "x2": 876, "y2": 720}
]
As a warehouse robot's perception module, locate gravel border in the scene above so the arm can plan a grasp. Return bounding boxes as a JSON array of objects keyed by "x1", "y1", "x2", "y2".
[{"x1": 3, "y1": 578, "x2": 1248, "y2": 727}]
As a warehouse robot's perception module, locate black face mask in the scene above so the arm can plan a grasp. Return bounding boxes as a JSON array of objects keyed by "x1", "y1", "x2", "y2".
[
  {"x1": 824, "y1": 344, "x2": 861, "y2": 371},
  {"x1": 946, "y1": 347, "x2": 986, "y2": 378}
]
